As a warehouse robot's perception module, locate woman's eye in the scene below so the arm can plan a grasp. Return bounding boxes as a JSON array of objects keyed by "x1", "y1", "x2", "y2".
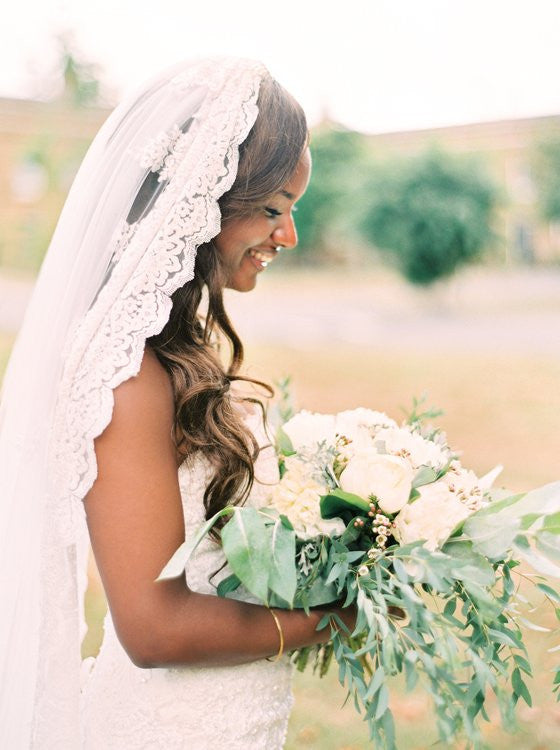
[{"x1": 264, "y1": 206, "x2": 282, "y2": 218}]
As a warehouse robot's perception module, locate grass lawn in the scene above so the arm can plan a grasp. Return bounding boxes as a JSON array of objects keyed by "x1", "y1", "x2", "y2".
[
  {"x1": 244, "y1": 343, "x2": 560, "y2": 493},
  {"x1": 2, "y1": 333, "x2": 559, "y2": 748}
]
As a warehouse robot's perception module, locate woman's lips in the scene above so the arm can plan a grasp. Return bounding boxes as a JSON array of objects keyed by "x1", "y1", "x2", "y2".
[{"x1": 247, "y1": 247, "x2": 278, "y2": 270}]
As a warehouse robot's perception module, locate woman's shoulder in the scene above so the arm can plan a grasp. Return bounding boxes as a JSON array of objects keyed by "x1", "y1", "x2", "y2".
[
  {"x1": 109, "y1": 345, "x2": 175, "y2": 439},
  {"x1": 88, "y1": 345, "x2": 181, "y2": 507},
  {"x1": 137, "y1": 345, "x2": 174, "y2": 395}
]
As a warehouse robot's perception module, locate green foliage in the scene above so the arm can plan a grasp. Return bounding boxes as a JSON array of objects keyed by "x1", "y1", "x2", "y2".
[
  {"x1": 274, "y1": 375, "x2": 295, "y2": 425},
  {"x1": 320, "y1": 489, "x2": 370, "y2": 519},
  {"x1": 292, "y1": 537, "x2": 550, "y2": 749},
  {"x1": 532, "y1": 132, "x2": 560, "y2": 222},
  {"x1": 360, "y1": 149, "x2": 499, "y2": 286},
  {"x1": 293, "y1": 126, "x2": 370, "y2": 260},
  {"x1": 221, "y1": 508, "x2": 275, "y2": 602},
  {"x1": 56, "y1": 34, "x2": 103, "y2": 107},
  {"x1": 159, "y1": 481, "x2": 560, "y2": 748},
  {"x1": 402, "y1": 392, "x2": 444, "y2": 426},
  {"x1": 158, "y1": 505, "x2": 298, "y2": 607}
]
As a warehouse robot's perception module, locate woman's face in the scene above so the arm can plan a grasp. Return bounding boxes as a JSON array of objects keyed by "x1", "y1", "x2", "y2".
[{"x1": 214, "y1": 148, "x2": 311, "y2": 292}]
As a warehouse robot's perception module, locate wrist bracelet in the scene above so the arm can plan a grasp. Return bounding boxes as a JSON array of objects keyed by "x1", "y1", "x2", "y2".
[{"x1": 265, "y1": 608, "x2": 284, "y2": 663}]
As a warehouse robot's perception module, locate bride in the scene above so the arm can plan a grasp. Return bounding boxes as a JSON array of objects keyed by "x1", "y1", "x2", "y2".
[{"x1": 0, "y1": 58, "x2": 354, "y2": 748}]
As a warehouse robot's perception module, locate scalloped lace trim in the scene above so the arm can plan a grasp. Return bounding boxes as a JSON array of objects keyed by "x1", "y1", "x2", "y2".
[{"x1": 50, "y1": 61, "x2": 264, "y2": 528}]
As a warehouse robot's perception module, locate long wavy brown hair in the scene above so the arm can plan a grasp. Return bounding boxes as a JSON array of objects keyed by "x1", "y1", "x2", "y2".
[{"x1": 147, "y1": 74, "x2": 308, "y2": 531}]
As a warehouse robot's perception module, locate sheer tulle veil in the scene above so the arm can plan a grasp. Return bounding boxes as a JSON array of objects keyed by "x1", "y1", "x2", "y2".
[{"x1": 0, "y1": 57, "x2": 268, "y2": 747}]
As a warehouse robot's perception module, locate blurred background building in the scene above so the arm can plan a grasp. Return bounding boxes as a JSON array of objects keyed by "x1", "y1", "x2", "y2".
[{"x1": 2, "y1": 91, "x2": 559, "y2": 275}]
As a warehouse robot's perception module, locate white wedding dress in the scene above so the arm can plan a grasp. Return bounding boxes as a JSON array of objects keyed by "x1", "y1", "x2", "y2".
[{"x1": 80, "y1": 407, "x2": 294, "y2": 749}]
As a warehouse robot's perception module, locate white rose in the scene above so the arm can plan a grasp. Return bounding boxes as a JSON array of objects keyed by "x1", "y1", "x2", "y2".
[
  {"x1": 269, "y1": 456, "x2": 345, "y2": 539},
  {"x1": 394, "y1": 482, "x2": 471, "y2": 551},
  {"x1": 375, "y1": 427, "x2": 450, "y2": 470},
  {"x1": 339, "y1": 452, "x2": 413, "y2": 514},
  {"x1": 282, "y1": 410, "x2": 336, "y2": 451}
]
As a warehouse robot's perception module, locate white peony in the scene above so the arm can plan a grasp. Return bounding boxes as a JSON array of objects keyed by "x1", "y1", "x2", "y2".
[
  {"x1": 394, "y1": 482, "x2": 471, "y2": 551},
  {"x1": 375, "y1": 427, "x2": 450, "y2": 471},
  {"x1": 442, "y1": 461, "x2": 500, "y2": 511},
  {"x1": 281, "y1": 410, "x2": 336, "y2": 451},
  {"x1": 335, "y1": 408, "x2": 398, "y2": 443},
  {"x1": 339, "y1": 452, "x2": 414, "y2": 514},
  {"x1": 269, "y1": 455, "x2": 345, "y2": 539}
]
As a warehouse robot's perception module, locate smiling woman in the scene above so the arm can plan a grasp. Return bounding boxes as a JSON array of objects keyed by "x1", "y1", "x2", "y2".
[
  {"x1": 0, "y1": 57, "x2": 353, "y2": 750},
  {"x1": 215, "y1": 151, "x2": 310, "y2": 291}
]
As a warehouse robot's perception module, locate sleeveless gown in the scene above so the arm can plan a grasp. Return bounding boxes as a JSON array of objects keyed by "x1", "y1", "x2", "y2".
[{"x1": 80, "y1": 407, "x2": 294, "y2": 749}]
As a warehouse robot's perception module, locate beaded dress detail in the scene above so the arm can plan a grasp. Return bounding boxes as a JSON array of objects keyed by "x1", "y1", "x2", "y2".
[{"x1": 80, "y1": 406, "x2": 293, "y2": 749}]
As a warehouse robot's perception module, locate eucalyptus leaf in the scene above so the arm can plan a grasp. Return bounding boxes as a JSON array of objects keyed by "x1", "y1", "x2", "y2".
[
  {"x1": 535, "y1": 530, "x2": 560, "y2": 561},
  {"x1": 463, "y1": 584, "x2": 503, "y2": 621},
  {"x1": 518, "y1": 617, "x2": 551, "y2": 633},
  {"x1": 157, "y1": 506, "x2": 234, "y2": 581},
  {"x1": 512, "y1": 667, "x2": 532, "y2": 707},
  {"x1": 472, "y1": 482, "x2": 560, "y2": 547},
  {"x1": 472, "y1": 491, "x2": 526, "y2": 518},
  {"x1": 276, "y1": 426, "x2": 295, "y2": 455},
  {"x1": 463, "y1": 509, "x2": 520, "y2": 561},
  {"x1": 221, "y1": 508, "x2": 272, "y2": 603},
  {"x1": 216, "y1": 573, "x2": 241, "y2": 598},
  {"x1": 279, "y1": 513, "x2": 294, "y2": 531},
  {"x1": 507, "y1": 481, "x2": 560, "y2": 518},
  {"x1": 411, "y1": 465, "x2": 439, "y2": 489},
  {"x1": 339, "y1": 521, "x2": 363, "y2": 545},
  {"x1": 374, "y1": 683, "x2": 390, "y2": 720},
  {"x1": 320, "y1": 488, "x2": 370, "y2": 518},
  {"x1": 296, "y1": 573, "x2": 339, "y2": 607},
  {"x1": 443, "y1": 541, "x2": 495, "y2": 586},
  {"x1": 516, "y1": 540, "x2": 560, "y2": 578},
  {"x1": 542, "y1": 512, "x2": 560, "y2": 535},
  {"x1": 268, "y1": 518, "x2": 297, "y2": 605},
  {"x1": 365, "y1": 666, "x2": 386, "y2": 700},
  {"x1": 487, "y1": 628, "x2": 521, "y2": 649},
  {"x1": 357, "y1": 588, "x2": 375, "y2": 629},
  {"x1": 536, "y1": 582, "x2": 560, "y2": 604}
]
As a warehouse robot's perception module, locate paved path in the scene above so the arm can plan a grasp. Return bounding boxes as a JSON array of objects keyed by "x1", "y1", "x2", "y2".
[
  {"x1": 2, "y1": 267, "x2": 560, "y2": 356},
  {"x1": 225, "y1": 267, "x2": 560, "y2": 356}
]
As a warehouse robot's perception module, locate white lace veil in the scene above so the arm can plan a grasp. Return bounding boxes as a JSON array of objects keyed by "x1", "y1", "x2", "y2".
[{"x1": 0, "y1": 56, "x2": 268, "y2": 748}]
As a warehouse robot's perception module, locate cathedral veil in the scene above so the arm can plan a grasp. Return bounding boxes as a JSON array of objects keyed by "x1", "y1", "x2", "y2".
[{"x1": 0, "y1": 57, "x2": 267, "y2": 748}]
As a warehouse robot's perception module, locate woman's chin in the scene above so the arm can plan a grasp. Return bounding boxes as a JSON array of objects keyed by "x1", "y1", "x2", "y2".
[{"x1": 226, "y1": 272, "x2": 258, "y2": 293}]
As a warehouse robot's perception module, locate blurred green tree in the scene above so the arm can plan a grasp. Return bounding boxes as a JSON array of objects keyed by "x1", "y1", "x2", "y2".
[
  {"x1": 359, "y1": 149, "x2": 499, "y2": 285},
  {"x1": 292, "y1": 125, "x2": 370, "y2": 263},
  {"x1": 532, "y1": 133, "x2": 560, "y2": 222},
  {"x1": 57, "y1": 35, "x2": 103, "y2": 107}
]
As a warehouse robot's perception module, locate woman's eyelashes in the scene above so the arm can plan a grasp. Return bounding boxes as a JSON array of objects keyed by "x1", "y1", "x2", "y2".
[{"x1": 263, "y1": 205, "x2": 298, "y2": 218}]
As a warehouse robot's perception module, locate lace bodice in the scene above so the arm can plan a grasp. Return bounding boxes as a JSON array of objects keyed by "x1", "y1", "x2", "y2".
[{"x1": 80, "y1": 405, "x2": 293, "y2": 749}]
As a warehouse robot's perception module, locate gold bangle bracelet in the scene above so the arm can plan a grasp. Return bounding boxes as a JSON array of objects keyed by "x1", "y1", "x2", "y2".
[{"x1": 266, "y1": 607, "x2": 284, "y2": 663}]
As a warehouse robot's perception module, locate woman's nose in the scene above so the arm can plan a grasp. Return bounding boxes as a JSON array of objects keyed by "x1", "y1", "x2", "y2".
[{"x1": 272, "y1": 214, "x2": 298, "y2": 249}]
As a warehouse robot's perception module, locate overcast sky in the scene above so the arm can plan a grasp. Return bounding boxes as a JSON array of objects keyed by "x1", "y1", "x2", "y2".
[{"x1": 3, "y1": 0, "x2": 560, "y2": 134}]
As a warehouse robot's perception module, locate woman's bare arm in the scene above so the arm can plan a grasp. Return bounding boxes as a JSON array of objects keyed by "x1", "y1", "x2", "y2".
[{"x1": 84, "y1": 347, "x2": 351, "y2": 669}]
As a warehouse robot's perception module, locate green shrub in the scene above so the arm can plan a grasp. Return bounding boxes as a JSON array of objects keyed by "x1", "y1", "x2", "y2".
[{"x1": 360, "y1": 149, "x2": 499, "y2": 285}]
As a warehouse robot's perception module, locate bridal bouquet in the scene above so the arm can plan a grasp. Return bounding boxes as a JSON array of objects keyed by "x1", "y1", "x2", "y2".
[{"x1": 159, "y1": 398, "x2": 560, "y2": 749}]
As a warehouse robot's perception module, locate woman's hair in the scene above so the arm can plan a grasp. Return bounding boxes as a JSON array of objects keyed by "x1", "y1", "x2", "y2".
[{"x1": 148, "y1": 75, "x2": 308, "y2": 532}]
